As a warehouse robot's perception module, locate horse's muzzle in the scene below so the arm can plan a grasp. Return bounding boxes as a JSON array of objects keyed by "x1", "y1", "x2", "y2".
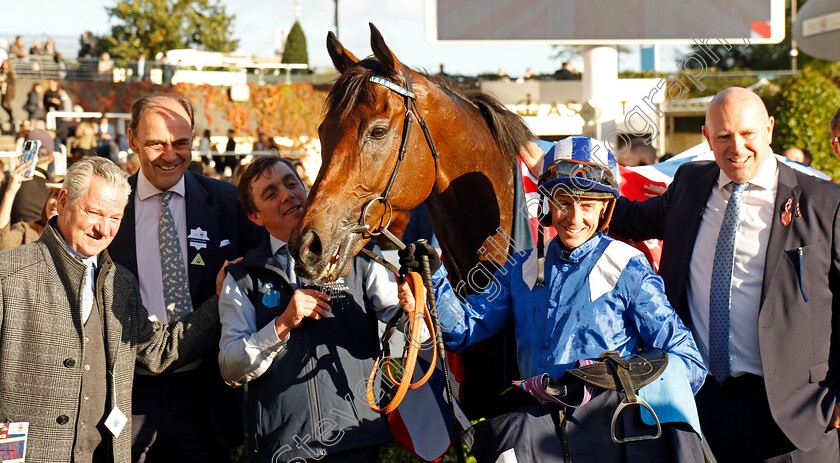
[{"x1": 292, "y1": 226, "x2": 325, "y2": 280}]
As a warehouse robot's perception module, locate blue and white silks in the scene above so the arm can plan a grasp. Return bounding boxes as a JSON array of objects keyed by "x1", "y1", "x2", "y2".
[{"x1": 430, "y1": 232, "x2": 707, "y2": 396}]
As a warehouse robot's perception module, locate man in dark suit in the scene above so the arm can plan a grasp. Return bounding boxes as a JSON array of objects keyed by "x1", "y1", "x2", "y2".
[
  {"x1": 214, "y1": 128, "x2": 237, "y2": 177},
  {"x1": 611, "y1": 87, "x2": 840, "y2": 462},
  {"x1": 108, "y1": 93, "x2": 263, "y2": 462},
  {"x1": 160, "y1": 54, "x2": 175, "y2": 86}
]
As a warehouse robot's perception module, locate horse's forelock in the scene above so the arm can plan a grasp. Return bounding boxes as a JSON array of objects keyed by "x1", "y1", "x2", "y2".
[{"x1": 325, "y1": 58, "x2": 407, "y2": 123}]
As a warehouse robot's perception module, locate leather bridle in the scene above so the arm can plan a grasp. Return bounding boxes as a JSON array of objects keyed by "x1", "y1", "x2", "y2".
[
  {"x1": 354, "y1": 66, "x2": 462, "y2": 463},
  {"x1": 357, "y1": 65, "x2": 440, "y2": 239},
  {"x1": 354, "y1": 68, "x2": 449, "y2": 414}
]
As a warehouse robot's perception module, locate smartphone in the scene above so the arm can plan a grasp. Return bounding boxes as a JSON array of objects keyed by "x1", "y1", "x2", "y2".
[{"x1": 20, "y1": 139, "x2": 40, "y2": 178}]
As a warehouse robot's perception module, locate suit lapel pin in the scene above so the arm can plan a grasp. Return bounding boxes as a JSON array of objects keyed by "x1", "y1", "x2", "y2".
[
  {"x1": 188, "y1": 227, "x2": 210, "y2": 250},
  {"x1": 796, "y1": 202, "x2": 802, "y2": 218},
  {"x1": 191, "y1": 253, "x2": 205, "y2": 266},
  {"x1": 262, "y1": 283, "x2": 281, "y2": 308},
  {"x1": 781, "y1": 198, "x2": 793, "y2": 226}
]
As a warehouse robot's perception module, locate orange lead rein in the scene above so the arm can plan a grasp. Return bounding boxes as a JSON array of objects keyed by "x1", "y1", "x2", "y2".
[{"x1": 367, "y1": 271, "x2": 437, "y2": 414}]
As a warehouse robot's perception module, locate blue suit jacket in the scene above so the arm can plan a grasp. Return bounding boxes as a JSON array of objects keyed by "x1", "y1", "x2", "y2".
[
  {"x1": 109, "y1": 170, "x2": 265, "y2": 448},
  {"x1": 611, "y1": 160, "x2": 840, "y2": 451}
]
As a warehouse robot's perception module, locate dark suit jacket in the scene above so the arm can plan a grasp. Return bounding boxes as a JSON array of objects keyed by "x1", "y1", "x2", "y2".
[
  {"x1": 109, "y1": 170, "x2": 265, "y2": 449},
  {"x1": 611, "y1": 160, "x2": 840, "y2": 451}
]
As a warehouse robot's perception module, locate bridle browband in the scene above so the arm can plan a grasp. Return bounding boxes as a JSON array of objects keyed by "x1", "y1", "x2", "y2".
[{"x1": 357, "y1": 65, "x2": 440, "y2": 238}]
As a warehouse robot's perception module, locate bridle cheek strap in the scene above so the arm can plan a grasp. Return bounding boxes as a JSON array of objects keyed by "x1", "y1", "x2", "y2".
[{"x1": 369, "y1": 65, "x2": 440, "y2": 205}]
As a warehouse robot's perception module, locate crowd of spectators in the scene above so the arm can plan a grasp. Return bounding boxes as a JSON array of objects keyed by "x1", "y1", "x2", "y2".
[{"x1": 1, "y1": 117, "x2": 312, "y2": 248}]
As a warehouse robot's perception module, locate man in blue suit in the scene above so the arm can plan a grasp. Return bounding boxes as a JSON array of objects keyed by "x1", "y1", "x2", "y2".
[
  {"x1": 109, "y1": 93, "x2": 264, "y2": 462},
  {"x1": 611, "y1": 87, "x2": 840, "y2": 462}
]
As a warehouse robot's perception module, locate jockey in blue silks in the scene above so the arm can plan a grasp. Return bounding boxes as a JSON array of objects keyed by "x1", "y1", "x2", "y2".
[{"x1": 398, "y1": 135, "x2": 710, "y2": 462}]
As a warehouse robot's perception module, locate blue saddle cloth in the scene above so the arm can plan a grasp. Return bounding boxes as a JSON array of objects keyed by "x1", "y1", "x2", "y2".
[{"x1": 639, "y1": 357, "x2": 702, "y2": 435}]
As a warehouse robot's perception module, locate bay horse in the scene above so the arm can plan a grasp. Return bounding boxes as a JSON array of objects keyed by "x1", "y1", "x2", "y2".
[{"x1": 290, "y1": 23, "x2": 534, "y2": 419}]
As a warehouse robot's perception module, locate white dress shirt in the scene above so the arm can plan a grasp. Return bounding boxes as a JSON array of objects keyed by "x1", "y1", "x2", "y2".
[
  {"x1": 134, "y1": 170, "x2": 188, "y2": 324},
  {"x1": 136, "y1": 58, "x2": 146, "y2": 79},
  {"x1": 62, "y1": 237, "x2": 98, "y2": 323},
  {"x1": 687, "y1": 156, "x2": 778, "y2": 377},
  {"x1": 218, "y1": 235, "x2": 400, "y2": 387}
]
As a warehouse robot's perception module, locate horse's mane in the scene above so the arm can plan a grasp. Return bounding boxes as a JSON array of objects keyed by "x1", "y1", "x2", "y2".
[{"x1": 324, "y1": 58, "x2": 534, "y2": 167}]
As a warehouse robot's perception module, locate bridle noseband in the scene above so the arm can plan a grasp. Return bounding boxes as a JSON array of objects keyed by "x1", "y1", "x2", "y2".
[{"x1": 357, "y1": 65, "x2": 440, "y2": 240}]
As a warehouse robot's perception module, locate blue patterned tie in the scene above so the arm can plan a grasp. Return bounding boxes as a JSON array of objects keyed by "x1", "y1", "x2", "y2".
[
  {"x1": 277, "y1": 245, "x2": 298, "y2": 289},
  {"x1": 709, "y1": 181, "x2": 748, "y2": 383},
  {"x1": 159, "y1": 192, "x2": 193, "y2": 322}
]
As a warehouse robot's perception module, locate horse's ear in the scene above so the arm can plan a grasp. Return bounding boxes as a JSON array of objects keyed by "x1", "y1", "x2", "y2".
[
  {"x1": 326, "y1": 31, "x2": 359, "y2": 74},
  {"x1": 369, "y1": 23, "x2": 402, "y2": 77}
]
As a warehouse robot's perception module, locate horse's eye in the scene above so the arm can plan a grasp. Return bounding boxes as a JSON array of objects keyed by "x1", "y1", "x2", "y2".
[{"x1": 370, "y1": 127, "x2": 388, "y2": 139}]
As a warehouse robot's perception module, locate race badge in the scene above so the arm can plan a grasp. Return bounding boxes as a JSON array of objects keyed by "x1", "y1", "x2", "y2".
[
  {"x1": 188, "y1": 227, "x2": 210, "y2": 250},
  {"x1": 105, "y1": 407, "x2": 128, "y2": 437},
  {"x1": 781, "y1": 212, "x2": 791, "y2": 226}
]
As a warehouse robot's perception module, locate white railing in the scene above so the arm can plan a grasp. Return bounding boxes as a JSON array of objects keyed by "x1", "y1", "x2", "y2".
[{"x1": 46, "y1": 111, "x2": 131, "y2": 131}]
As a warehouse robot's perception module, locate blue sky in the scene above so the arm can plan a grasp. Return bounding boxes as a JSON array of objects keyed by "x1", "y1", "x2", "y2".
[{"x1": 0, "y1": 0, "x2": 688, "y2": 77}]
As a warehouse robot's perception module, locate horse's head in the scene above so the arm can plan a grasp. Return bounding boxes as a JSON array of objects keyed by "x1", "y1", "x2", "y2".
[{"x1": 291, "y1": 24, "x2": 439, "y2": 281}]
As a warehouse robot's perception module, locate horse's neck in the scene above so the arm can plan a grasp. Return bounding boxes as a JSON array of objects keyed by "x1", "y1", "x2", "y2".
[{"x1": 425, "y1": 128, "x2": 516, "y2": 290}]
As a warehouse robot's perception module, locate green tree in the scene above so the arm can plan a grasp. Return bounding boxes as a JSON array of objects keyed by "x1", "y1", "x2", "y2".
[
  {"x1": 100, "y1": 0, "x2": 239, "y2": 61},
  {"x1": 281, "y1": 21, "x2": 308, "y2": 66},
  {"x1": 774, "y1": 70, "x2": 840, "y2": 180}
]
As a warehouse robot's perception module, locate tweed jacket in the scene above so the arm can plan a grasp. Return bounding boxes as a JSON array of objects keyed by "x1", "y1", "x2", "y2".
[{"x1": 0, "y1": 221, "x2": 220, "y2": 463}]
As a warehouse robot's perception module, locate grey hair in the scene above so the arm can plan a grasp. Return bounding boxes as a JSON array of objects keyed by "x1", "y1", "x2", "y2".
[{"x1": 62, "y1": 157, "x2": 130, "y2": 205}]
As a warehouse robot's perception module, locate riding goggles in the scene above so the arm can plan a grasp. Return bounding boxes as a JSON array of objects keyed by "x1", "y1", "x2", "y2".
[{"x1": 538, "y1": 159, "x2": 620, "y2": 199}]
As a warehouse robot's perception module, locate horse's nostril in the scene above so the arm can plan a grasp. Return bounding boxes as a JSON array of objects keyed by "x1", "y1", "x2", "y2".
[{"x1": 302, "y1": 228, "x2": 323, "y2": 261}]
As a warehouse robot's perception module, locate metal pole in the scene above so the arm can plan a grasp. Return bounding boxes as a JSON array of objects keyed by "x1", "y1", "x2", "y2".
[{"x1": 791, "y1": 0, "x2": 798, "y2": 72}]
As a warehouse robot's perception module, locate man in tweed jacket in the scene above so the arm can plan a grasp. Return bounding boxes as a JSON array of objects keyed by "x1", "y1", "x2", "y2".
[{"x1": 0, "y1": 157, "x2": 221, "y2": 463}]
